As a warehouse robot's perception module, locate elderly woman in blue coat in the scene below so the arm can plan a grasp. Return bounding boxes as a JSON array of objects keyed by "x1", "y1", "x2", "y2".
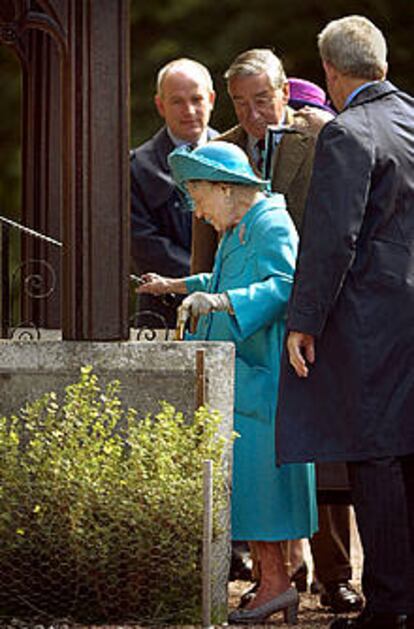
[{"x1": 138, "y1": 141, "x2": 317, "y2": 624}]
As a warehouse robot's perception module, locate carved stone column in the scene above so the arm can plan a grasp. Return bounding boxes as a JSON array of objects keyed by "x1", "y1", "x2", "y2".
[
  {"x1": 20, "y1": 28, "x2": 62, "y2": 329},
  {"x1": 61, "y1": 0, "x2": 130, "y2": 340},
  {"x1": 0, "y1": 0, "x2": 130, "y2": 340}
]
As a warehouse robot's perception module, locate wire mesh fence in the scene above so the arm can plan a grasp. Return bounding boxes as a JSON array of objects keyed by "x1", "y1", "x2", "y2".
[{"x1": 0, "y1": 367, "x2": 232, "y2": 627}]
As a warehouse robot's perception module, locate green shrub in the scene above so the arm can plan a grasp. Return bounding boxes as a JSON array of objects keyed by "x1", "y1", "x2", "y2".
[{"x1": 0, "y1": 366, "x2": 232, "y2": 625}]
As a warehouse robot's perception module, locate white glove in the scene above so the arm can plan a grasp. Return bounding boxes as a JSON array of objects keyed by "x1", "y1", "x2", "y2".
[{"x1": 177, "y1": 292, "x2": 232, "y2": 328}]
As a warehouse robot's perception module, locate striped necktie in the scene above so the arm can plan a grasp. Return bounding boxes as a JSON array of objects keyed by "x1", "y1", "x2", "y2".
[{"x1": 256, "y1": 138, "x2": 266, "y2": 174}]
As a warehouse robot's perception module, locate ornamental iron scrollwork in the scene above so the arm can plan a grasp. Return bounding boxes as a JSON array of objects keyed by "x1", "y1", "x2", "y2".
[
  {"x1": 129, "y1": 311, "x2": 171, "y2": 342},
  {"x1": 0, "y1": 24, "x2": 18, "y2": 44},
  {"x1": 1, "y1": 216, "x2": 175, "y2": 341},
  {"x1": 0, "y1": 0, "x2": 67, "y2": 59},
  {"x1": 5, "y1": 258, "x2": 58, "y2": 340},
  {"x1": 12, "y1": 258, "x2": 57, "y2": 300},
  {"x1": 8, "y1": 320, "x2": 41, "y2": 340}
]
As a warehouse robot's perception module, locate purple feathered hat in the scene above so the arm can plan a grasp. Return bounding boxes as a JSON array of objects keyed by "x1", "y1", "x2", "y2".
[{"x1": 288, "y1": 77, "x2": 336, "y2": 114}]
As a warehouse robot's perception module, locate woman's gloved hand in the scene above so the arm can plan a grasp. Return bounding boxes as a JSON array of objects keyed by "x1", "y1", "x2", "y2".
[{"x1": 177, "y1": 292, "x2": 232, "y2": 328}]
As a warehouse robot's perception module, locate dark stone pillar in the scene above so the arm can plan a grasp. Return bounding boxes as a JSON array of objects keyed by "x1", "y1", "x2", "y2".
[
  {"x1": 1, "y1": 0, "x2": 130, "y2": 340},
  {"x1": 61, "y1": 0, "x2": 130, "y2": 339},
  {"x1": 21, "y1": 29, "x2": 62, "y2": 329}
]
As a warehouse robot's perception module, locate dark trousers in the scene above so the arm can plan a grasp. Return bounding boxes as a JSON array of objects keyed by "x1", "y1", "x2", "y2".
[
  {"x1": 311, "y1": 504, "x2": 352, "y2": 586},
  {"x1": 348, "y1": 455, "x2": 414, "y2": 614}
]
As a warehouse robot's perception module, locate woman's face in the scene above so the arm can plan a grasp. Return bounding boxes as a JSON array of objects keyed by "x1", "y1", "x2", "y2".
[{"x1": 187, "y1": 181, "x2": 233, "y2": 232}]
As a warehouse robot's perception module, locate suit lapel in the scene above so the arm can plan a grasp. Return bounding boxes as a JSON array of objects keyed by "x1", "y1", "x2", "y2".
[
  {"x1": 346, "y1": 80, "x2": 399, "y2": 110},
  {"x1": 271, "y1": 130, "x2": 312, "y2": 193},
  {"x1": 153, "y1": 127, "x2": 175, "y2": 173}
]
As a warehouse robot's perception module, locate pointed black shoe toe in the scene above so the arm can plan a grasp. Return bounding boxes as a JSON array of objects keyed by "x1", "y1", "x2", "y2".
[
  {"x1": 330, "y1": 610, "x2": 414, "y2": 628},
  {"x1": 321, "y1": 582, "x2": 363, "y2": 613}
]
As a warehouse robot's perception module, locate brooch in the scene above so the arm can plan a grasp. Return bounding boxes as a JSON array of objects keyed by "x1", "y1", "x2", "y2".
[{"x1": 239, "y1": 224, "x2": 246, "y2": 244}]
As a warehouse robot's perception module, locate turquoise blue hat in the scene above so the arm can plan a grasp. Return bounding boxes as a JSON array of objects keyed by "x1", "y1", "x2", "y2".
[{"x1": 168, "y1": 141, "x2": 270, "y2": 200}]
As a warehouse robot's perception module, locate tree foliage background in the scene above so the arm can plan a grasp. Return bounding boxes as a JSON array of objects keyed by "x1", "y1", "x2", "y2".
[
  {"x1": 129, "y1": 0, "x2": 413, "y2": 144},
  {"x1": 0, "y1": 0, "x2": 413, "y2": 219}
]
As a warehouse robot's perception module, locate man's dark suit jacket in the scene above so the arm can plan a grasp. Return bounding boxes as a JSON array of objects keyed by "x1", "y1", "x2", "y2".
[{"x1": 130, "y1": 125, "x2": 218, "y2": 327}]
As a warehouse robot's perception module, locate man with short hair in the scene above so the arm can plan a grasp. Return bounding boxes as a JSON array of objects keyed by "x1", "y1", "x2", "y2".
[
  {"x1": 131, "y1": 58, "x2": 218, "y2": 327},
  {"x1": 191, "y1": 48, "x2": 315, "y2": 274},
  {"x1": 277, "y1": 15, "x2": 414, "y2": 629},
  {"x1": 191, "y1": 48, "x2": 361, "y2": 615}
]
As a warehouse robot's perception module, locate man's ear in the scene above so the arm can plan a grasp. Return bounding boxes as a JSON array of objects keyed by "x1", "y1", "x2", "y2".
[
  {"x1": 208, "y1": 90, "x2": 216, "y2": 110},
  {"x1": 154, "y1": 94, "x2": 165, "y2": 119},
  {"x1": 323, "y1": 60, "x2": 336, "y2": 82},
  {"x1": 281, "y1": 81, "x2": 290, "y2": 106}
]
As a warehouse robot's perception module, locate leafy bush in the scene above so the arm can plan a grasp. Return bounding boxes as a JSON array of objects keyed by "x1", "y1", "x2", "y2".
[{"x1": 0, "y1": 366, "x2": 232, "y2": 625}]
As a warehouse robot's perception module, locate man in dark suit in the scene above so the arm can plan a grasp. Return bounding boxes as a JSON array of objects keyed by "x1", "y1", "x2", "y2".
[
  {"x1": 130, "y1": 58, "x2": 218, "y2": 328},
  {"x1": 191, "y1": 49, "x2": 361, "y2": 614},
  {"x1": 277, "y1": 15, "x2": 414, "y2": 629}
]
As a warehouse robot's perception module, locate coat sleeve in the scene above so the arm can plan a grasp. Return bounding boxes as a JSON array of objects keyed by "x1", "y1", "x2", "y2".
[
  {"x1": 227, "y1": 211, "x2": 298, "y2": 341},
  {"x1": 287, "y1": 119, "x2": 373, "y2": 336},
  {"x1": 130, "y1": 155, "x2": 190, "y2": 277},
  {"x1": 185, "y1": 273, "x2": 212, "y2": 293}
]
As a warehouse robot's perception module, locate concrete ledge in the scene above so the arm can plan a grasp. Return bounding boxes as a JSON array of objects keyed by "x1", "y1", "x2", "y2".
[
  {"x1": 0, "y1": 339, "x2": 235, "y2": 623},
  {"x1": 0, "y1": 340, "x2": 235, "y2": 424}
]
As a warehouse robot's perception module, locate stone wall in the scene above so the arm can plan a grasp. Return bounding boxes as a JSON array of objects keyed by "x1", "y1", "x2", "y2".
[{"x1": 0, "y1": 339, "x2": 235, "y2": 623}]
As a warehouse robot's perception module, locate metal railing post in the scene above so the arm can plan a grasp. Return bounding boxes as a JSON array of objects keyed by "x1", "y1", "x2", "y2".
[
  {"x1": 202, "y1": 459, "x2": 214, "y2": 628},
  {"x1": 0, "y1": 223, "x2": 10, "y2": 338}
]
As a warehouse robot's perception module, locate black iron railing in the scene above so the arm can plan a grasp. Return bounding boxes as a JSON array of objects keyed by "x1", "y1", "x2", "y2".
[{"x1": 0, "y1": 215, "x2": 173, "y2": 340}]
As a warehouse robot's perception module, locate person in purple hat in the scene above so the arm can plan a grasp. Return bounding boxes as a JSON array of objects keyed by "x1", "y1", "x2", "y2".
[
  {"x1": 289, "y1": 77, "x2": 335, "y2": 112},
  {"x1": 241, "y1": 76, "x2": 362, "y2": 616},
  {"x1": 241, "y1": 75, "x2": 362, "y2": 616},
  {"x1": 288, "y1": 76, "x2": 364, "y2": 616},
  {"x1": 289, "y1": 77, "x2": 336, "y2": 135}
]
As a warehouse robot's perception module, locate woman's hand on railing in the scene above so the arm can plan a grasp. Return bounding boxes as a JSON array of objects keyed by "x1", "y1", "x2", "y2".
[{"x1": 136, "y1": 273, "x2": 188, "y2": 295}]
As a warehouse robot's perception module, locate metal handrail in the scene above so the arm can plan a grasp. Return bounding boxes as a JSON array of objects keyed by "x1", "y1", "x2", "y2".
[
  {"x1": 0, "y1": 214, "x2": 171, "y2": 338},
  {"x1": 0, "y1": 214, "x2": 62, "y2": 248},
  {"x1": 0, "y1": 214, "x2": 142, "y2": 284}
]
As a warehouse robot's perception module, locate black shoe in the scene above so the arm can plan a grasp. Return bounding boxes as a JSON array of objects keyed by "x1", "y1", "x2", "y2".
[
  {"x1": 330, "y1": 610, "x2": 414, "y2": 628},
  {"x1": 229, "y1": 543, "x2": 252, "y2": 581},
  {"x1": 239, "y1": 582, "x2": 259, "y2": 608},
  {"x1": 310, "y1": 579, "x2": 323, "y2": 595},
  {"x1": 321, "y1": 582, "x2": 364, "y2": 613},
  {"x1": 291, "y1": 561, "x2": 308, "y2": 592}
]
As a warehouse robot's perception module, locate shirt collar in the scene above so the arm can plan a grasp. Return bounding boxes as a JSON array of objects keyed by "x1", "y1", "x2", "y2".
[
  {"x1": 247, "y1": 110, "x2": 288, "y2": 156},
  {"x1": 167, "y1": 127, "x2": 208, "y2": 147},
  {"x1": 344, "y1": 81, "x2": 379, "y2": 108}
]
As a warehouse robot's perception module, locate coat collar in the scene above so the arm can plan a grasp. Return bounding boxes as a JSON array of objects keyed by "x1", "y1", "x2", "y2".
[
  {"x1": 153, "y1": 126, "x2": 176, "y2": 172},
  {"x1": 220, "y1": 196, "x2": 276, "y2": 258},
  {"x1": 140, "y1": 126, "x2": 219, "y2": 207},
  {"x1": 153, "y1": 125, "x2": 219, "y2": 172},
  {"x1": 216, "y1": 108, "x2": 309, "y2": 184},
  {"x1": 271, "y1": 124, "x2": 313, "y2": 194},
  {"x1": 344, "y1": 80, "x2": 399, "y2": 110}
]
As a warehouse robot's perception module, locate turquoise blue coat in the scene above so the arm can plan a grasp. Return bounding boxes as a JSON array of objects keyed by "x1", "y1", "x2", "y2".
[{"x1": 186, "y1": 196, "x2": 317, "y2": 541}]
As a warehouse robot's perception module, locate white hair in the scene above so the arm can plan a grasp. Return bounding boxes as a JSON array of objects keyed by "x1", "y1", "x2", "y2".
[
  {"x1": 318, "y1": 15, "x2": 387, "y2": 80},
  {"x1": 156, "y1": 58, "x2": 214, "y2": 98},
  {"x1": 224, "y1": 49, "x2": 287, "y2": 90}
]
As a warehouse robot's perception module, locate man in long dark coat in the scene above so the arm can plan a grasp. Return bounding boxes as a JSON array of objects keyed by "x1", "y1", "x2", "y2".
[{"x1": 276, "y1": 15, "x2": 414, "y2": 629}]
